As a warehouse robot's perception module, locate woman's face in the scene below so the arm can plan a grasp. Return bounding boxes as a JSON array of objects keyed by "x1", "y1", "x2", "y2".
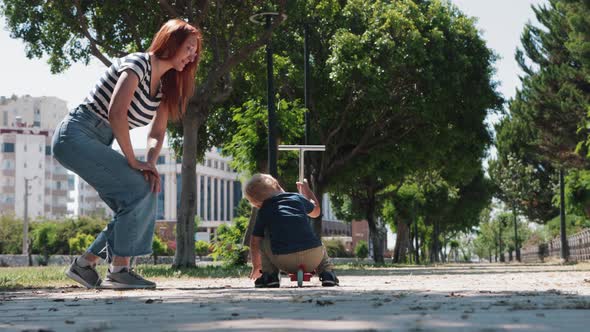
[{"x1": 172, "y1": 34, "x2": 199, "y2": 72}]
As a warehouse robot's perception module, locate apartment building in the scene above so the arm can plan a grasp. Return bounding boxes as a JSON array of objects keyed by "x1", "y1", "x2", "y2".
[{"x1": 0, "y1": 95, "x2": 72, "y2": 219}]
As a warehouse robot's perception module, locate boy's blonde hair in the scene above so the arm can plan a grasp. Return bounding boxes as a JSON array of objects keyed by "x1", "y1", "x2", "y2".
[{"x1": 244, "y1": 173, "x2": 281, "y2": 205}]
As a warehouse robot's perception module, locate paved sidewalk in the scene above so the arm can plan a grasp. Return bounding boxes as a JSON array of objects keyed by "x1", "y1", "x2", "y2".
[{"x1": 1, "y1": 264, "x2": 590, "y2": 331}]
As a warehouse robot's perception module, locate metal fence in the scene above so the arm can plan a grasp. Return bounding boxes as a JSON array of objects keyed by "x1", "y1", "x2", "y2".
[{"x1": 520, "y1": 228, "x2": 590, "y2": 263}]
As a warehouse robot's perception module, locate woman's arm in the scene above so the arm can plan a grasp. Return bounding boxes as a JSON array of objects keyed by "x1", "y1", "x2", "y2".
[
  {"x1": 144, "y1": 104, "x2": 169, "y2": 192},
  {"x1": 146, "y1": 103, "x2": 169, "y2": 165}
]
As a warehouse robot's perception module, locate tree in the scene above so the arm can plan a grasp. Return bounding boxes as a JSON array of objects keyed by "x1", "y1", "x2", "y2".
[
  {"x1": 0, "y1": 215, "x2": 23, "y2": 254},
  {"x1": 1, "y1": 0, "x2": 288, "y2": 267},
  {"x1": 501, "y1": 0, "x2": 589, "y2": 261},
  {"x1": 494, "y1": 114, "x2": 559, "y2": 223},
  {"x1": 489, "y1": 154, "x2": 541, "y2": 261},
  {"x1": 355, "y1": 240, "x2": 369, "y2": 260}
]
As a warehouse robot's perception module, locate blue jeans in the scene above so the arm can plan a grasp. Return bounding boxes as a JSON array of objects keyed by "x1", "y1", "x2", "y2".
[{"x1": 52, "y1": 107, "x2": 157, "y2": 259}]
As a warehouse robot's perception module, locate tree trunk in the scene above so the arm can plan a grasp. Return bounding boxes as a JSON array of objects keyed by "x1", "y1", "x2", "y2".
[
  {"x1": 366, "y1": 198, "x2": 384, "y2": 264},
  {"x1": 430, "y1": 221, "x2": 440, "y2": 263},
  {"x1": 559, "y1": 168, "x2": 569, "y2": 261},
  {"x1": 173, "y1": 110, "x2": 202, "y2": 268},
  {"x1": 392, "y1": 219, "x2": 410, "y2": 263},
  {"x1": 513, "y1": 206, "x2": 521, "y2": 262},
  {"x1": 498, "y1": 225, "x2": 505, "y2": 263},
  {"x1": 310, "y1": 177, "x2": 324, "y2": 238},
  {"x1": 413, "y1": 217, "x2": 420, "y2": 264}
]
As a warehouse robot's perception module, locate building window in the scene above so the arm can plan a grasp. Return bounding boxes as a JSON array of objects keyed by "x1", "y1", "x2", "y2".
[
  {"x1": 39, "y1": 145, "x2": 42, "y2": 153},
  {"x1": 199, "y1": 175, "x2": 205, "y2": 220},
  {"x1": 157, "y1": 175, "x2": 166, "y2": 219},
  {"x1": 45, "y1": 146, "x2": 51, "y2": 156},
  {"x1": 226, "y1": 180, "x2": 231, "y2": 221},
  {"x1": 157, "y1": 156, "x2": 166, "y2": 164},
  {"x1": 24, "y1": 144, "x2": 27, "y2": 152},
  {"x1": 206, "y1": 177, "x2": 212, "y2": 221},
  {"x1": 214, "y1": 160, "x2": 218, "y2": 169},
  {"x1": 2, "y1": 111, "x2": 7, "y2": 126},
  {"x1": 233, "y1": 181, "x2": 242, "y2": 215},
  {"x1": 212, "y1": 179, "x2": 219, "y2": 220},
  {"x1": 206, "y1": 159, "x2": 211, "y2": 167},
  {"x1": 176, "y1": 174, "x2": 182, "y2": 212},
  {"x1": 24, "y1": 162, "x2": 27, "y2": 169},
  {"x1": 2, "y1": 143, "x2": 15, "y2": 153}
]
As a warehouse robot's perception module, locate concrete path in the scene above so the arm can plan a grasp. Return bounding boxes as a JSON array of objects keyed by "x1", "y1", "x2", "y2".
[{"x1": 1, "y1": 264, "x2": 590, "y2": 331}]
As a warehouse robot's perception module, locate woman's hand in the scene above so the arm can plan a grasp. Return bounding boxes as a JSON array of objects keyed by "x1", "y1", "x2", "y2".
[
  {"x1": 128, "y1": 159, "x2": 157, "y2": 173},
  {"x1": 143, "y1": 170, "x2": 161, "y2": 193},
  {"x1": 128, "y1": 159, "x2": 161, "y2": 192}
]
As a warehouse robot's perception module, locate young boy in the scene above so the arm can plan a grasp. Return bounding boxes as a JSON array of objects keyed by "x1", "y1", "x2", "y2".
[{"x1": 244, "y1": 173, "x2": 339, "y2": 287}]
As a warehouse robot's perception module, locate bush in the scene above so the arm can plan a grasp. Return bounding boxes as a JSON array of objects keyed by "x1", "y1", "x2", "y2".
[
  {"x1": 31, "y1": 222, "x2": 58, "y2": 265},
  {"x1": 195, "y1": 240, "x2": 210, "y2": 259},
  {"x1": 29, "y1": 217, "x2": 107, "y2": 255},
  {"x1": 152, "y1": 236, "x2": 169, "y2": 264},
  {"x1": 324, "y1": 239, "x2": 350, "y2": 258},
  {"x1": 68, "y1": 233, "x2": 95, "y2": 255},
  {"x1": 355, "y1": 240, "x2": 369, "y2": 260},
  {"x1": 0, "y1": 215, "x2": 23, "y2": 254},
  {"x1": 211, "y1": 216, "x2": 249, "y2": 266}
]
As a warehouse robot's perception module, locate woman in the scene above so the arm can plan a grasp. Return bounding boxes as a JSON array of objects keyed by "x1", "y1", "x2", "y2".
[{"x1": 52, "y1": 19, "x2": 202, "y2": 289}]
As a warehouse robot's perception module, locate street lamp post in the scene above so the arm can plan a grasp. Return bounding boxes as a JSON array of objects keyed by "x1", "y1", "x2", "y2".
[
  {"x1": 250, "y1": 12, "x2": 287, "y2": 178},
  {"x1": 23, "y1": 176, "x2": 38, "y2": 255}
]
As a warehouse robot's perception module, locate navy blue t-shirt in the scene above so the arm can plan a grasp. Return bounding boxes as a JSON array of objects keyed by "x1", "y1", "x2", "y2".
[{"x1": 252, "y1": 192, "x2": 322, "y2": 255}]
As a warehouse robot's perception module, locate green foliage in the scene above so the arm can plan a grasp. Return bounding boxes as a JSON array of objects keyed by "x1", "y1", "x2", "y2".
[
  {"x1": 472, "y1": 208, "x2": 535, "y2": 261},
  {"x1": 1, "y1": 217, "x2": 107, "y2": 255},
  {"x1": 31, "y1": 222, "x2": 58, "y2": 264},
  {"x1": 494, "y1": 114, "x2": 560, "y2": 222},
  {"x1": 218, "y1": 98, "x2": 305, "y2": 186},
  {"x1": 354, "y1": 240, "x2": 369, "y2": 260},
  {"x1": 544, "y1": 214, "x2": 590, "y2": 239},
  {"x1": 489, "y1": 154, "x2": 542, "y2": 212},
  {"x1": 194, "y1": 240, "x2": 210, "y2": 258},
  {"x1": 323, "y1": 239, "x2": 350, "y2": 258},
  {"x1": 68, "y1": 233, "x2": 95, "y2": 255},
  {"x1": 509, "y1": 0, "x2": 590, "y2": 167},
  {"x1": 152, "y1": 236, "x2": 169, "y2": 257},
  {"x1": 0, "y1": 215, "x2": 23, "y2": 254},
  {"x1": 560, "y1": 170, "x2": 590, "y2": 217},
  {"x1": 211, "y1": 216, "x2": 250, "y2": 266}
]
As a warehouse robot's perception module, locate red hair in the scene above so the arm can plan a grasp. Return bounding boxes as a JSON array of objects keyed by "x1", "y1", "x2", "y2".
[{"x1": 148, "y1": 19, "x2": 202, "y2": 121}]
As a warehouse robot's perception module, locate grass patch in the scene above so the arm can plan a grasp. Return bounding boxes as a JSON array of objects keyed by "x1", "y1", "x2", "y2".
[
  {"x1": 0, "y1": 264, "x2": 251, "y2": 291},
  {"x1": 0, "y1": 262, "x2": 410, "y2": 290}
]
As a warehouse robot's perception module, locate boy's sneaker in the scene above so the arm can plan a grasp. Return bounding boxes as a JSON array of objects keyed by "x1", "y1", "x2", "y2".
[
  {"x1": 254, "y1": 272, "x2": 280, "y2": 288},
  {"x1": 65, "y1": 257, "x2": 102, "y2": 288},
  {"x1": 319, "y1": 271, "x2": 339, "y2": 287},
  {"x1": 101, "y1": 268, "x2": 156, "y2": 289}
]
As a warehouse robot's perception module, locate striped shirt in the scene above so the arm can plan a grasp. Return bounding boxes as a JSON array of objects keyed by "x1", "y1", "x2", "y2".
[{"x1": 79, "y1": 52, "x2": 163, "y2": 129}]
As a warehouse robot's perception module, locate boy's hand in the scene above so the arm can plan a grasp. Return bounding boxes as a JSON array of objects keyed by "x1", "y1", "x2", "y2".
[
  {"x1": 296, "y1": 178, "x2": 312, "y2": 195},
  {"x1": 250, "y1": 266, "x2": 262, "y2": 280}
]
